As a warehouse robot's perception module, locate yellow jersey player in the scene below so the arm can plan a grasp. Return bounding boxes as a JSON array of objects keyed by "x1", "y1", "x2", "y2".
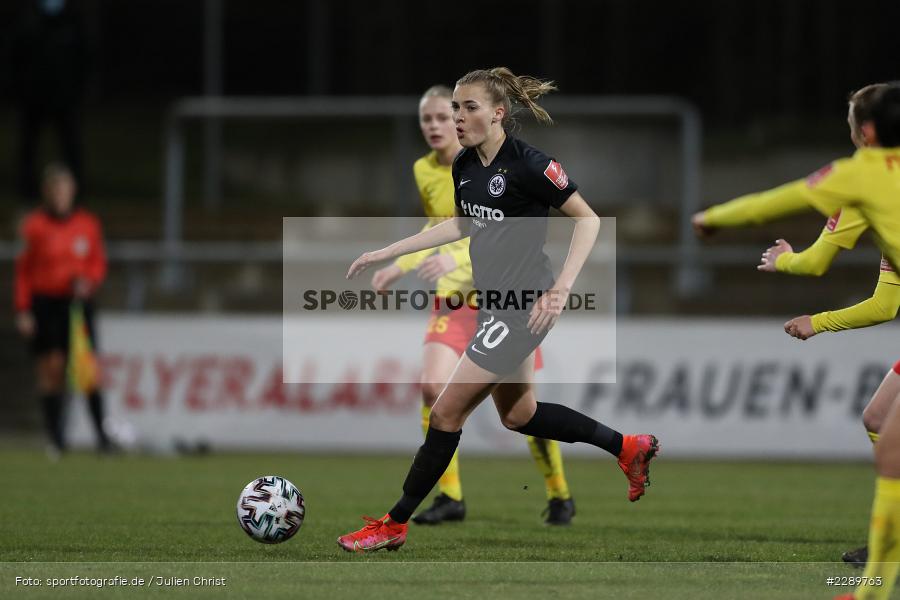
[
  {"x1": 703, "y1": 201, "x2": 900, "y2": 341},
  {"x1": 369, "y1": 85, "x2": 577, "y2": 526},
  {"x1": 695, "y1": 84, "x2": 900, "y2": 342},
  {"x1": 695, "y1": 81, "x2": 900, "y2": 599},
  {"x1": 692, "y1": 83, "x2": 900, "y2": 573},
  {"x1": 783, "y1": 83, "x2": 900, "y2": 600}
]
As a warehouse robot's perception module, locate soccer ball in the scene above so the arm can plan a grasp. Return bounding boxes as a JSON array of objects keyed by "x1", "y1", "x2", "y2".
[{"x1": 236, "y1": 476, "x2": 305, "y2": 544}]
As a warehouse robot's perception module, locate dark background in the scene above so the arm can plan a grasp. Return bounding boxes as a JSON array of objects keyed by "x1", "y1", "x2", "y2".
[
  {"x1": 0, "y1": 0, "x2": 898, "y2": 433},
  {"x1": 1, "y1": 0, "x2": 899, "y2": 307},
  {"x1": 2, "y1": 0, "x2": 899, "y2": 123}
]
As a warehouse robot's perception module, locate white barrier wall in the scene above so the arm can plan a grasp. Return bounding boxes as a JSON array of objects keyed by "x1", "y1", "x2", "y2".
[{"x1": 68, "y1": 315, "x2": 899, "y2": 458}]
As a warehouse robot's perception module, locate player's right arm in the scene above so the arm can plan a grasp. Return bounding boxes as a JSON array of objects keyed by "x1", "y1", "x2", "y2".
[
  {"x1": 695, "y1": 180, "x2": 813, "y2": 233},
  {"x1": 758, "y1": 236, "x2": 841, "y2": 276},
  {"x1": 693, "y1": 158, "x2": 859, "y2": 234},
  {"x1": 347, "y1": 216, "x2": 467, "y2": 279},
  {"x1": 371, "y1": 222, "x2": 433, "y2": 292},
  {"x1": 394, "y1": 222, "x2": 438, "y2": 273},
  {"x1": 13, "y1": 216, "x2": 36, "y2": 338}
]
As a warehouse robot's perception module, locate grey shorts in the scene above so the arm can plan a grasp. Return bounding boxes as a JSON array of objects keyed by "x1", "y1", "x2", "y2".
[{"x1": 465, "y1": 309, "x2": 548, "y2": 375}]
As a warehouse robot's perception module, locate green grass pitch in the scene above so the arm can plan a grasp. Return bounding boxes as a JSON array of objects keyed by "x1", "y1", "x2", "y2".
[{"x1": 0, "y1": 450, "x2": 891, "y2": 599}]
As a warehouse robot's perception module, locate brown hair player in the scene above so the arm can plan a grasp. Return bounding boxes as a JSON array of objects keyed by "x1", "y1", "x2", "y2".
[
  {"x1": 690, "y1": 80, "x2": 900, "y2": 599},
  {"x1": 794, "y1": 83, "x2": 900, "y2": 600},
  {"x1": 14, "y1": 163, "x2": 112, "y2": 457},
  {"x1": 369, "y1": 84, "x2": 577, "y2": 526},
  {"x1": 691, "y1": 83, "x2": 900, "y2": 569},
  {"x1": 337, "y1": 68, "x2": 659, "y2": 553}
]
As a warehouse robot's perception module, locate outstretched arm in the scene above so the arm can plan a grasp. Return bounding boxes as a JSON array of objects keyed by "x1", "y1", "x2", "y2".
[
  {"x1": 758, "y1": 235, "x2": 842, "y2": 276},
  {"x1": 372, "y1": 221, "x2": 440, "y2": 292},
  {"x1": 347, "y1": 216, "x2": 467, "y2": 279},
  {"x1": 784, "y1": 281, "x2": 900, "y2": 340},
  {"x1": 693, "y1": 157, "x2": 860, "y2": 236},
  {"x1": 394, "y1": 222, "x2": 439, "y2": 274},
  {"x1": 692, "y1": 180, "x2": 813, "y2": 235}
]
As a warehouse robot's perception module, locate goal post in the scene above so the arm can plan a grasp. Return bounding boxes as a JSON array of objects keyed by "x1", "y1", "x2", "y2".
[{"x1": 160, "y1": 95, "x2": 703, "y2": 299}]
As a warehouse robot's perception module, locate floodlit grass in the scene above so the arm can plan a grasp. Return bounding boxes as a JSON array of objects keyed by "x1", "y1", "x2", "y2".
[{"x1": 0, "y1": 451, "x2": 885, "y2": 598}]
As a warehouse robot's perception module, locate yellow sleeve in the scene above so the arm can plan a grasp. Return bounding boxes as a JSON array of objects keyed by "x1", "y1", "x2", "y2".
[
  {"x1": 773, "y1": 235, "x2": 842, "y2": 277},
  {"x1": 443, "y1": 239, "x2": 471, "y2": 270},
  {"x1": 798, "y1": 159, "x2": 860, "y2": 218},
  {"x1": 704, "y1": 159, "x2": 860, "y2": 227},
  {"x1": 819, "y1": 207, "x2": 868, "y2": 249},
  {"x1": 396, "y1": 159, "x2": 442, "y2": 274},
  {"x1": 394, "y1": 222, "x2": 437, "y2": 273},
  {"x1": 703, "y1": 180, "x2": 813, "y2": 227},
  {"x1": 810, "y1": 281, "x2": 900, "y2": 333}
]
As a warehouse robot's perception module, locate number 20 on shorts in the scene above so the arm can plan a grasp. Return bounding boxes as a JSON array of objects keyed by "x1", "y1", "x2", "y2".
[{"x1": 475, "y1": 316, "x2": 509, "y2": 349}]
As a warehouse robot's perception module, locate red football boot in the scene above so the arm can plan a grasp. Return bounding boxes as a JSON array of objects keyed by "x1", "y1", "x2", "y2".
[
  {"x1": 833, "y1": 594, "x2": 855, "y2": 599},
  {"x1": 617, "y1": 434, "x2": 660, "y2": 502},
  {"x1": 337, "y1": 514, "x2": 408, "y2": 553}
]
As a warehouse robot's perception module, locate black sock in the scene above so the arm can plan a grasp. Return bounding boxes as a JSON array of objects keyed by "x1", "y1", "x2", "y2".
[
  {"x1": 388, "y1": 426, "x2": 461, "y2": 524},
  {"x1": 514, "y1": 402, "x2": 623, "y2": 457},
  {"x1": 41, "y1": 393, "x2": 66, "y2": 451},
  {"x1": 87, "y1": 390, "x2": 110, "y2": 448}
]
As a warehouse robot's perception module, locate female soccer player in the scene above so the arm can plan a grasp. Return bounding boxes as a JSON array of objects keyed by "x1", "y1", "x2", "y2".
[
  {"x1": 369, "y1": 85, "x2": 577, "y2": 526},
  {"x1": 803, "y1": 83, "x2": 900, "y2": 600},
  {"x1": 693, "y1": 82, "x2": 900, "y2": 599},
  {"x1": 691, "y1": 84, "x2": 900, "y2": 568},
  {"x1": 693, "y1": 84, "x2": 900, "y2": 342},
  {"x1": 337, "y1": 67, "x2": 659, "y2": 553},
  {"x1": 14, "y1": 163, "x2": 112, "y2": 456}
]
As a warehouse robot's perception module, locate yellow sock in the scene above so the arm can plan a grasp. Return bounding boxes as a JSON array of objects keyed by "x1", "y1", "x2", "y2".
[
  {"x1": 421, "y1": 405, "x2": 463, "y2": 501},
  {"x1": 870, "y1": 431, "x2": 881, "y2": 444},
  {"x1": 526, "y1": 436, "x2": 571, "y2": 501},
  {"x1": 421, "y1": 404, "x2": 430, "y2": 437},
  {"x1": 857, "y1": 477, "x2": 900, "y2": 600}
]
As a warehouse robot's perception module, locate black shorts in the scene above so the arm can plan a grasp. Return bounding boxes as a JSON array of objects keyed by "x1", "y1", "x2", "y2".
[
  {"x1": 465, "y1": 309, "x2": 548, "y2": 375},
  {"x1": 30, "y1": 295, "x2": 97, "y2": 356}
]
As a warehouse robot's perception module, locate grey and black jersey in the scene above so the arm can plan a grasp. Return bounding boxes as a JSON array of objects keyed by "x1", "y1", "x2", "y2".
[
  {"x1": 452, "y1": 135, "x2": 578, "y2": 375},
  {"x1": 452, "y1": 135, "x2": 578, "y2": 300}
]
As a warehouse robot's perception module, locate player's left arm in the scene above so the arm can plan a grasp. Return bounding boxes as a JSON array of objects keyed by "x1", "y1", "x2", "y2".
[
  {"x1": 88, "y1": 216, "x2": 108, "y2": 284},
  {"x1": 77, "y1": 215, "x2": 108, "y2": 299},
  {"x1": 760, "y1": 208, "x2": 867, "y2": 275},
  {"x1": 784, "y1": 281, "x2": 900, "y2": 340},
  {"x1": 528, "y1": 192, "x2": 600, "y2": 334}
]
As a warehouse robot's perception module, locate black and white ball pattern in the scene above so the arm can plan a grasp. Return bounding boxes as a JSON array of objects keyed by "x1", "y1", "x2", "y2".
[{"x1": 236, "y1": 476, "x2": 305, "y2": 544}]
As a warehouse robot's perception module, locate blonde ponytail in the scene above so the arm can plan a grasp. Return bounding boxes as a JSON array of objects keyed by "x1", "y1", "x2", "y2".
[
  {"x1": 456, "y1": 67, "x2": 558, "y2": 126},
  {"x1": 489, "y1": 67, "x2": 556, "y2": 124}
]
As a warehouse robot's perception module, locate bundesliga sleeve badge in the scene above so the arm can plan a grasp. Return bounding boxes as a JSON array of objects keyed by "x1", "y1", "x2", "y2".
[
  {"x1": 544, "y1": 160, "x2": 569, "y2": 190},
  {"x1": 805, "y1": 163, "x2": 833, "y2": 188}
]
